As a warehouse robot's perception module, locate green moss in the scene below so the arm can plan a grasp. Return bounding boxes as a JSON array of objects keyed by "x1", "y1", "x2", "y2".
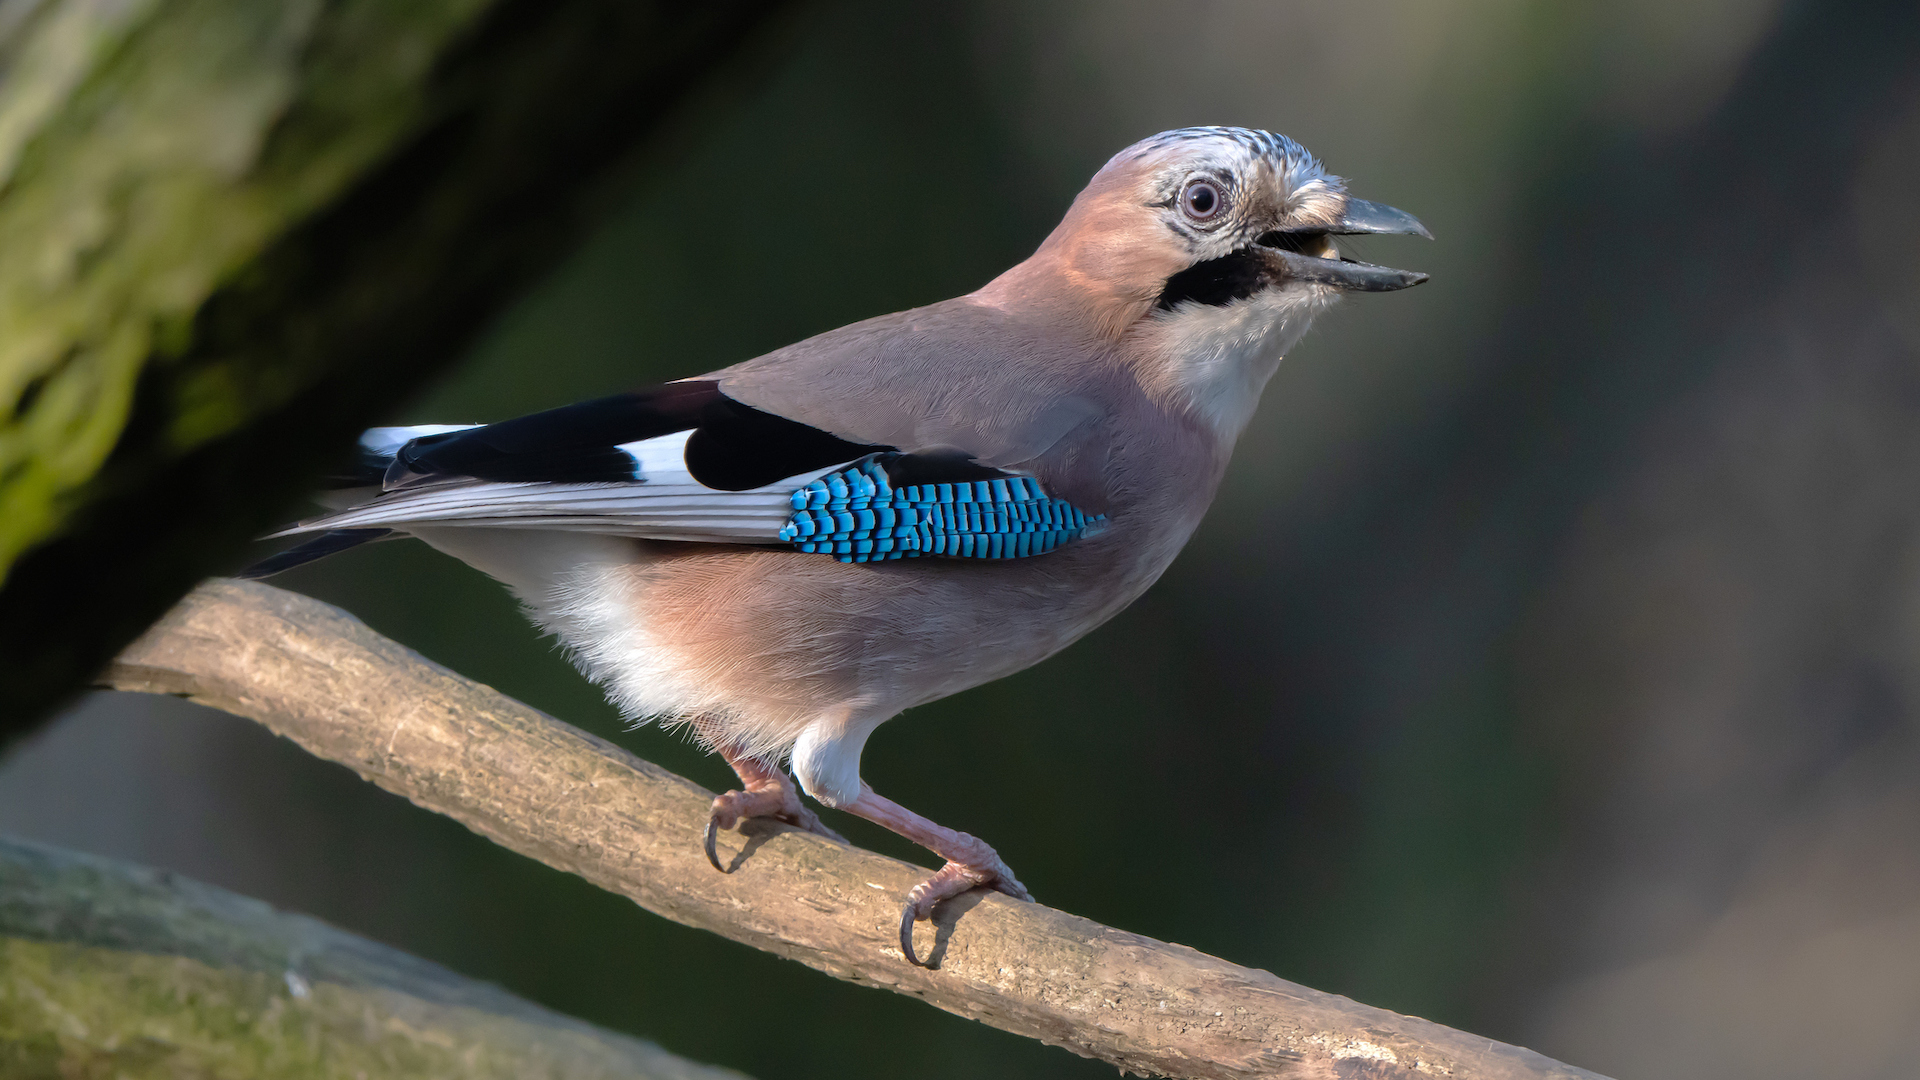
[
  {"x1": 0, "y1": 0, "x2": 789, "y2": 725},
  {"x1": 0, "y1": 0, "x2": 492, "y2": 580},
  {"x1": 0, "y1": 838, "x2": 746, "y2": 1080},
  {"x1": 0, "y1": 937, "x2": 708, "y2": 1079}
]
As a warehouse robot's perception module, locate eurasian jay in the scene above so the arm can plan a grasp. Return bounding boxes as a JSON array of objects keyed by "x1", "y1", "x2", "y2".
[{"x1": 250, "y1": 127, "x2": 1429, "y2": 965}]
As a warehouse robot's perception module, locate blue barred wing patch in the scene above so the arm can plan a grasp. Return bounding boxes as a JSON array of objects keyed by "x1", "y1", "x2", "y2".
[{"x1": 780, "y1": 458, "x2": 1105, "y2": 563}]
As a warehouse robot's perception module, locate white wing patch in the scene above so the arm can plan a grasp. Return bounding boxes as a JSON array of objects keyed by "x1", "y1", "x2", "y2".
[
  {"x1": 618, "y1": 429, "x2": 695, "y2": 477},
  {"x1": 282, "y1": 430, "x2": 846, "y2": 544}
]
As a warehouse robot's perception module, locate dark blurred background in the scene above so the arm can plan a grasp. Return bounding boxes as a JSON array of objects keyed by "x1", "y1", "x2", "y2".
[{"x1": 6, "y1": 0, "x2": 1920, "y2": 1076}]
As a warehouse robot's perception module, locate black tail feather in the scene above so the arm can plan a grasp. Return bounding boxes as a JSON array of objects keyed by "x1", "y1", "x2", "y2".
[{"x1": 237, "y1": 528, "x2": 393, "y2": 580}]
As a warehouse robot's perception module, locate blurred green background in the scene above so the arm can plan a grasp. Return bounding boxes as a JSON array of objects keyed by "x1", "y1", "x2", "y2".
[{"x1": 7, "y1": 0, "x2": 1920, "y2": 1077}]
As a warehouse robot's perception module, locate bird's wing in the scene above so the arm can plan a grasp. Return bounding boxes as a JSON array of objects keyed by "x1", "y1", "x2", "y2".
[
  {"x1": 373, "y1": 380, "x2": 891, "y2": 493},
  {"x1": 273, "y1": 380, "x2": 1103, "y2": 562},
  {"x1": 278, "y1": 381, "x2": 884, "y2": 542}
]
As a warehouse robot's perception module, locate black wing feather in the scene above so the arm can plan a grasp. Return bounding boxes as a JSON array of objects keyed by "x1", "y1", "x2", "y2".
[
  {"x1": 684, "y1": 396, "x2": 891, "y2": 490},
  {"x1": 382, "y1": 380, "x2": 894, "y2": 491},
  {"x1": 870, "y1": 447, "x2": 1011, "y2": 487},
  {"x1": 238, "y1": 528, "x2": 393, "y2": 579},
  {"x1": 385, "y1": 382, "x2": 714, "y2": 487}
]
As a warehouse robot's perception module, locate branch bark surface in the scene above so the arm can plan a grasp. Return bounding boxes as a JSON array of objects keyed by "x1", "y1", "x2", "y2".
[
  {"x1": 0, "y1": 834, "x2": 748, "y2": 1079},
  {"x1": 105, "y1": 579, "x2": 1611, "y2": 1080}
]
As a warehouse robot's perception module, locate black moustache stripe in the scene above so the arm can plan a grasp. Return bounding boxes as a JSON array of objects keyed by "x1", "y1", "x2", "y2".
[{"x1": 1154, "y1": 248, "x2": 1273, "y2": 310}]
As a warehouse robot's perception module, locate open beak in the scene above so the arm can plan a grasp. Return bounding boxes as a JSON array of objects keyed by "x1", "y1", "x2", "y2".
[
  {"x1": 1257, "y1": 197, "x2": 1431, "y2": 292},
  {"x1": 1316, "y1": 198, "x2": 1432, "y2": 239}
]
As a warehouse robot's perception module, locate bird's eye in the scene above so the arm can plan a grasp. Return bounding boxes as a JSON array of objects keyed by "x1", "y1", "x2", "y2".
[{"x1": 1181, "y1": 179, "x2": 1225, "y2": 222}]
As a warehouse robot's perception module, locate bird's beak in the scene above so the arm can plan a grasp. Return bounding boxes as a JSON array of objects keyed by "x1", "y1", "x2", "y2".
[
  {"x1": 1317, "y1": 198, "x2": 1432, "y2": 239},
  {"x1": 1258, "y1": 197, "x2": 1432, "y2": 292}
]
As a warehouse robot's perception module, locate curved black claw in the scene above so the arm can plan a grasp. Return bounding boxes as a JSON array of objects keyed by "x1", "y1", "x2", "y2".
[
  {"x1": 899, "y1": 902, "x2": 926, "y2": 967},
  {"x1": 704, "y1": 817, "x2": 727, "y2": 874}
]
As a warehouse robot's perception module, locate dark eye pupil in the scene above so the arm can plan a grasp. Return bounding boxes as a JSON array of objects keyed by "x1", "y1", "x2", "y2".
[{"x1": 1185, "y1": 183, "x2": 1218, "y2": 217}]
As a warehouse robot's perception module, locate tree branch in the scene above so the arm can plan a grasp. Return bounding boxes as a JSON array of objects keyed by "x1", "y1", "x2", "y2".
[
  {"x1": 0, "y1": 833, "x2": 747, "y2": 1078},
  {"x1": 103, "y1": 579, "x2": 1609, "y2": 1080}
]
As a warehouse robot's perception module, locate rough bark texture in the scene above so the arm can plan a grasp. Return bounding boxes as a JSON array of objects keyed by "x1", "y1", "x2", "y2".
[
  {"x1": 0, "y1": 833, "x2": 749, "y2": 1079},
  {"x1": 0, "y1": 0, "x2": 792, "y2": 729},
  {"x1": 101, "y1": 579, "x2": 1613, "y2": 1080}
]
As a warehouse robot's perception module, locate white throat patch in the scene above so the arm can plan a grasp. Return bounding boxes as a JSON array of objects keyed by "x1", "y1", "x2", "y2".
[{"x1": 1138, "y1": 285, "x2": 1334, "y2": 442}]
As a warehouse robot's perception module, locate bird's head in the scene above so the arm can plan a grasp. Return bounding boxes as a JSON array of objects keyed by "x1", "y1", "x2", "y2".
[{"x1": 980, "y1": 126, "x2": 1430, "y2": 439}]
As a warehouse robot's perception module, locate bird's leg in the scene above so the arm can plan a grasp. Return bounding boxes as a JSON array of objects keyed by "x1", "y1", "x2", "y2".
[
  {"x1": 705, "y1": 743, "x2": 846, "y2": 872},
  {"x1": 837, "y1": 784, "x2": 1033, "y2": 966}
]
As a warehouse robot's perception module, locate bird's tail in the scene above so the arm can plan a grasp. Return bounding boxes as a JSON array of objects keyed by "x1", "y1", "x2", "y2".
[
  {"x1": 239, "y1": 424, "x2": 482, "y2": 578},
  {"x1": 237, "y1": 528, "x2": 393, "y2": 580}
]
